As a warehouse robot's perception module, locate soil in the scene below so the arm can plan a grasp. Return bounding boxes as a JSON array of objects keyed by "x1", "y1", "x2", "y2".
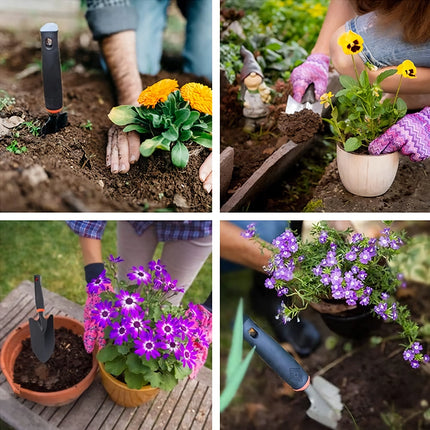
[
  {"x1": 13, "y1": 327, "x2": 93, "y2": 392},
  {"x1": 221, "y1": 280, "x2": 430, "y2": 430},
  {"x1": 220, "y1": 73, "x2": 323, "y2": 203},
  {"x1": 0, "y1": 29, "x2": 211, "y2": 212}
]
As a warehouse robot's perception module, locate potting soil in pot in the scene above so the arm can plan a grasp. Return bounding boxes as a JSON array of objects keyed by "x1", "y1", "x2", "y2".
[{"x1": 13, "y1": 327, "x2": 93, "y2": 392}]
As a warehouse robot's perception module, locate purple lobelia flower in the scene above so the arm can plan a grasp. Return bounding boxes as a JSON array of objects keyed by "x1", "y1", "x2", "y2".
[
  {"x1": 330, "y1": 267, "x2": 343, "y2": 286},
  {"x1": 403, "y1": 349, "x2": 414, "y2": 361},
  {"x1": 319, "y1": 231, "x2": 328, "y2": 244},
  {"x1": 325, "y1": 250, "x2": 337, "y2": 266},
  {"x1": 378, "y1": 235, "x2": 390, "y2": 248},
  {"x1": 109, "y1": 320, "x2": 130, "y2": 345},
  {"x1": 411, "y1": 342, "x2": 423, "y2": 354},
  {"x1": 345, "y1": 250, "x2": 357, "y2": 261},
  {"x1": 127, "y1": 266, "x2": 151, "y2": 285},
  {"x1": 125, "y1": 310, "x2": 151, "y2": 339},
  {"x1": 359, "y1": 249, "x2": 372, "y2": 264},
  {"x1": 135, "y1": 332, "x2": 164, "y2": 361},
  {"x1": 241, "y1": 223, "x2": 256, "y2": 238},
  {"x1": 265, "y1": 277, "x2": 276, "y2": 289},
  {"x1": 156, "y1": 314, "x2": 178, "y2": 340},
  {"x1": 92, "y1": 300, "x2": 118, "y2": 328},
  {"x1": 176, "y1": 341, "x2": 197, "y2": 369},
  {"x1": 410, "y1": 360, "x2": 420, "y2": 369},
  {"x1": 351, "y1": 233, "x2": 363, "y2": 243},
  {"x1": 87, "y1": 270, "x2": 111, "y2": 294},
  {"x1": 115, "y1": 290, "x2": 144, "y2": 315}
]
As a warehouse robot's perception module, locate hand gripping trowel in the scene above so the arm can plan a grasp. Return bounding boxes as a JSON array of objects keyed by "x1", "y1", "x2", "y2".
[
  {"x1": 285, "y1": 83, "x2": 323, "y2": 115},
  {"x1": 40, "y1": 23, "x2": 68, "y2": 135},
  {"x1": 243, "y1": 315, "x2": 343, "y2": 429}
]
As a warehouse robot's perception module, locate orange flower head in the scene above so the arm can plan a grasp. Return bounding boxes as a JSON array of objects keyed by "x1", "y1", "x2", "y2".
[
  {"x1": 180, "y1": 83, "x2": 212, "y2": 115},
  {"x1": 137, "y1": 79, "x2": 179, "y2": 107}
]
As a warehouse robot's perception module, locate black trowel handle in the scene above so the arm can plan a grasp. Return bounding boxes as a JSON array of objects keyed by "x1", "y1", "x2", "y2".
[
  {"x1": 34, "y1": 275, "x2": 45, "y2": 313},
  {"x1": 301, "y1": 83, "x2": 317, "y2": 104},
  {"x1": 40, "y1": 23, "x2": 63, "y2": 112}
]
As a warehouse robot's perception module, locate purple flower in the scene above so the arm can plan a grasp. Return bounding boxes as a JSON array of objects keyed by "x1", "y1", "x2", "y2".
[
  {"x1": 410, "y1": 360, "x2": 420, "y2": 369},
  {"x1": 156, "y1": 314, "x2": 178, "y2": 340},
  {"x1": 273, "y1": 267, "x2": 293, "y2": 282},
  {"x1": 378, "y1": 236, "x2": 390, "y2": 247},
  {"x1": 351, "y1": 233, "x2": 363, "y2": 243},
  {"x1": 176, "y1": 342, "x2": 197, "y2": 369},
  {"x1": 411, "y1": 342, "x2": 423, "y2": 354},
  {"x1": 148, "y1": 259, "x2": 168, "y2": 276},
  {"x1": 351, "y1": 265, "x2": 359, "y2": 274},
  {"x1": 330, "y1": 268, "x2": 343, "y2": 286},
  {"x1": 135, "y1": 332, "x2": 164, "y2": 361},
  {"x1": 330, "y1": 243, "x2": 337, "y2": 251},
  {"x1": 319, "y1": 231, "x2": 328, "y2": 244},
  {"x1": 359, "y1": 295, "x2": 370, "y2": 306},
  {"x1": 265, "y1": 277, "x2": 276, "y2": 289},
  {"x1": 423, "y1": 354, "x2": 430, "y2": 363},
  {"x1": 127, "y1": 266, "x2": 151, "y2": 285},
  {"x1": 403, "y1": 349, "x2": 414, "y2": 361},
  {"x1": 298, "y1": 255, "x2": 305, "y2": 262},
  {"x1": 241, "y1": 223, "x2": 256, "y2": 238},
  {"x1": 357, "y1": 270, "x2": 367, "y2": 281},
  {"x1": 325, "y1": 251, "x2": 337, "y2": 266},
  {"x1": 176, "y1": 316, "x2": 194, "y2": 341},
  {"x1": 125, "y1": 310, "x2": 150, "y2": 339},
  {"x1": 109, "y1": 320, "x2": 129, "y2": 345},
  {"x1": 312, "y1": 265, "x2": 322, "y2": 276},
  {"x1": 345, "y1": 251, "x2": 357, "y2": 261},
  {"x1": 331, "y1": 287, "x2": 345, "y2": 299},
  {"x1": 87, "y1": 270, "x2": 111, "y2": 294},
  {"x1": 115, "y1": 290, "x2": 144, "y2": 315},
  {"x1": 92, "y1": 300, "x2": 118, "y2": 328},
  {"x1": 321, "y1": 273, "x2": 330, "y2": 285},
  {"x1": 381, "y1": 292, "x2": 389, "y2": 300},
  {"x1": 165, "y1": 338, "x2": 181, "y2": 355},
  {"x1": 277, "y1": 287, "x2": 289, "y2": 297},
  {"x1": 397, "y1": 273, "x2": 404, "y2": 280},
  {"x1": 108, "y1": 254, "x2": 124, "y2": 263},
  {"x1": 359, "y1": 250, "x2": 371, "y2": 264}
]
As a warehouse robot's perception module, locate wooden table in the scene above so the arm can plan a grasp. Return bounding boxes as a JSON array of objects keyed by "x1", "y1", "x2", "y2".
[{"x1": 0, "y1": 281, "x2": 212, "y2": 430}]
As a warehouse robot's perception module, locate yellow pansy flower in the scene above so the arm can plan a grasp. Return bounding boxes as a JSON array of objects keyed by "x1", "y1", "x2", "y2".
[
  {"x1": 338, "y1": 30, "x2": 364, "y2": 55},
  {"x1": 320, "y1": 92, "x2": 333, "y2": 108},
  {"x1": 396, "y1": 60, "x2": 417, "y2": 79}
]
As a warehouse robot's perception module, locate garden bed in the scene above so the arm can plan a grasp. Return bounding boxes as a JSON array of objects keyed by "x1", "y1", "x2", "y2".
[{"x1": 0, "y1": 30, "x2": 211, "y2": 212}]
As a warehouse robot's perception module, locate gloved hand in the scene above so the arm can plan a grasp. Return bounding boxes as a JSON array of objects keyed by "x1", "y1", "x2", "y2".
[
  {"x1": 368, "y1": 107, "x2": 430, "y2": 162},
  {"x1": 289, "y1": 53, "x2": 330, "y2": 102},
  {"x1": 83, "y1": 263, "x2": 113, "y2": 353}
]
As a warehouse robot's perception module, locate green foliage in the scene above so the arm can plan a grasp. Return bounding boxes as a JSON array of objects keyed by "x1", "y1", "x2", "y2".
[
  {"x1": 6, "y1": 139, "x2": 27, "y2": 154},
  {"x1": 80, "y1": 119, "x2": 93, "y2": 130},
  {"x1": 324, "y1": 65, "x2": 407, "y2": 151},
  {"x1": 220, "y1": 299, "x2": 255, "y2": 412},
  {"x1": 0, "y1": 90, "x2": 16, "y2": 111},
  {"x1": 21, "y1": 120, "x2": 41, "y2": 136},
  {"x1": 109, "y1": 90, "x2": 212, "y2": 169}
]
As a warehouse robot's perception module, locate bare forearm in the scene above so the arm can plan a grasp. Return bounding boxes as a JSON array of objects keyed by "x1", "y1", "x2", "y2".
[
  {"x1": 79, "y1": 237, "x2": 102, "y2": 266},
  {"x1": 220, "y1": 222, "x2": 272, "y2": 273},
  {"x1": 312, "y1": 0, "x2": 356, "y2": 56},
  {"x1": 100, "y1": 30, "x2": 142, "y2": 105},
  {"x1": 368, "y1": 67, "x2": 430, "y2": 94}
]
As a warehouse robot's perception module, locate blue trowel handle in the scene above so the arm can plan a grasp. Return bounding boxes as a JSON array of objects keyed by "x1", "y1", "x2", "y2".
[
  {"x1": 40, "y1": 23, "x2": 63, "y2": 112},
  {"x1": 243, "y1": 315, "x2": 310, "y2": 391}
]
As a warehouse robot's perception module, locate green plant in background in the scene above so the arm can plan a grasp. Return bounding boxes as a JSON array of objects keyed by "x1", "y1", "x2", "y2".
[
  {"x1": 109, "y1": 79, "x2": 212, "y2": 168},
  {"x1": 22, "y1": 120, "x2": 41, "y2": 137},
  {"x1": 0, "y1": 89, "x2": 16, "y2": 111},
  {"x1": 220, "y1": 298, "x2": 255, "y2": 412},
  {"x1": 6, "y1": 139, "x2": 27, "y2": 154},
  {"x1": 80, "y1": 119, "x2": 93, "y2": 130}
]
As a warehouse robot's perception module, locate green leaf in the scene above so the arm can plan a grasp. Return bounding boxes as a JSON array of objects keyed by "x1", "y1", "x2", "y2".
[
  {"x1": 174, "y1": 108, "x2": 191, "y2": 127},
  {"x1": 344, "y1": 137, "x2": 361, "y2": 152},
  {"x1": 179, "y1": 129, "x2": 192, "y2": 142},
  {"x1": 359, "y1": 70, "x2": 370, "y2": 88},
  {"x1": 123, "y1": 124, "x2": 148, "y2": 134},
  {"x1": 162, "y1": 125, "x2": 179, "y2": 141},
  {"x1": 126, "y1": 353, "x2": 145, "y2": 374},
  {"x1": 339, "y1": 75, "x2": 358, "y2": 89},
  {"x1": 174, "y1": 362, "x2": 192, "y2": 381},
  {"x1": 124, "y1": 369, "x2": 146, "y2": 390},
  {"x1": 182, "y1": 111, "x2": 200, "y2": 130},
  {"x1": 194, "y1": 132, "x2": 212, "y2": 149},
  {"x1": 226, "y1": 298, "x2": 244, "y2": 384},
  {"x1": 97, "y1": 344, "x2": 120, "y2": 363},
  {"x1": 396, "y1": 98, "x2": 408, "y2": 116},
  {"x1": 140, "y1": 136, "x2": 170, "y2": 157},
  {"x1": 108, "y1": 105, "x2": 138, "y2": 126},
  {"x1": 376, "y1": 68, "x2": 397, "y2": 84},
  {"x1": 117, "y1": 344, "x2": 130, "y2": 355},
  {"x1": 104, "y1": 356, "x2": 127, "y2": 376},
  {"x1": 171, "y1": 142, "x2": 189, "y2": 168}
]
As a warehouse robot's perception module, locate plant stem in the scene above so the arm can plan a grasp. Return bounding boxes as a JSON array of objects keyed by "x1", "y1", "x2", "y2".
[
  {"x1": 352, "y1": 55, "x2": 360, "y2": 84},
  {"x1": 393, "y1": 75, "x2": 403, "y2": 108}
]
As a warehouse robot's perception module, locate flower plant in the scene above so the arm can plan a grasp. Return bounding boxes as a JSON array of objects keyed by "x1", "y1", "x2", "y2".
[
  {"x1": 86, "y1": 255, "x2": 211, "y2": 391},
  {"x1": 321, "y1": 30, "x2": 415, "y2": 152},
  {"x1": 242, "y1": 222, "x2": 429, "y2": 368},
  {"x1": 108, "y1": 79, "x2": 212, "y2": 168}
]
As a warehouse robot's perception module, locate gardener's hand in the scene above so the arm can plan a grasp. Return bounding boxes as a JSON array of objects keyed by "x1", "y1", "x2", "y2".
[
  {"x1": 368, "y1": 107, "x2": 430, "y2": 162},
  {"x1": 106, "y1": 124, "x2": 141, "y2": 174},
  {"x1": 199, "y1": 153, "x2": 212, "y2": 193},
  {"x1": 290, "y1": 53, "x2": 330, "y2": 103}
]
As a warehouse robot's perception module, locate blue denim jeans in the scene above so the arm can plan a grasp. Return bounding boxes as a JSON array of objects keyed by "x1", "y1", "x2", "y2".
[
  {"x1": 131, "y1": 0, "x2": 212, "y2": 80},
  {"x1": 346, "y1": 12, "x2": 430, "y2": 68}
]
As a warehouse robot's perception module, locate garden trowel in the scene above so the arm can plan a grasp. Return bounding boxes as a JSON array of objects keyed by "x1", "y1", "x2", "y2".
[
  {"x1": 285, "y1": 83, "x2": 323, "y2": 115},
  {"x1": 40, "y1": 23, "x2": 68, "y2": 135},
  {"x1": 243, "y1": 315, "x2": 343, "y2": 429},
  {"x1": 29, "y1": 275, "x2": 55, "y2": 363}
]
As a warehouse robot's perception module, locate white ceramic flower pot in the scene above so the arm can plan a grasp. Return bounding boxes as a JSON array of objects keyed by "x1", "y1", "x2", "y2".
[{"x1": 336, "y1": 144, "x2": 399, "y2": 197}]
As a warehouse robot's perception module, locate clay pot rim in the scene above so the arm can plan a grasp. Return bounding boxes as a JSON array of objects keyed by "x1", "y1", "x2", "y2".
[{"x1": 0, "y1": 315, "x2": 98, "y2": 405}]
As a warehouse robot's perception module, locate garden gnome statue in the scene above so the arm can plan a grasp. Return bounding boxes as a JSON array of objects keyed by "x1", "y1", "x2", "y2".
[{"x1": 240, "y1": 46, "x2": 271, "y2": 133}]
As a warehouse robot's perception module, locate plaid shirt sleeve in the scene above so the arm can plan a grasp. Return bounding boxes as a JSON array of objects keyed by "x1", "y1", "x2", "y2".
[
  {"x1": 66, "y1": 221, "x2": 107, "y2": 240},
  {"x1": 129, "y1": 221, "x2": 212, "y2": 241},
  {"x1": 85, "y1": 0, "x2": 137, "y2": 40}
]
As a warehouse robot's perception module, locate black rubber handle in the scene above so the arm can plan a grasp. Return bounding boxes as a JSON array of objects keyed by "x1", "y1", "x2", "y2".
[
  {"x1": 301, "y1": 83, "x2": 316, "y2": 104},
  {"x1": 40, "y1": 23, "x2": 63, "y2": 112},
  {"x1": 243, "y1": 315, "x2": 309, "y2": 390},
  {"x1": 34, "y1": 274, "x2": 44, "y2": 310}
]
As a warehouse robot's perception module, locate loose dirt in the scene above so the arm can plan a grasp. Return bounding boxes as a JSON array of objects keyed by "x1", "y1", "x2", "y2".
[{"x1": 0, "y1": 30, "x2": 211, "y2": 212}]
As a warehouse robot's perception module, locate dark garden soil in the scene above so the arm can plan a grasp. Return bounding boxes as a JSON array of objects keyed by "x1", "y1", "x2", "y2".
[
  {"x1": 221, "y1": 280, "x2": 430, "y2": 430},
  {"x1": 0, "y1": 30, "x2": 211, "y2": 212},
  {"x1": 13, "y1": 327, "x2": 93, "y2": 392}
]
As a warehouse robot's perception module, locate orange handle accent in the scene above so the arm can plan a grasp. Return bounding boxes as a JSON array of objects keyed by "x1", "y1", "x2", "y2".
[
  {"x1": 47, "y1": 108, "x2": 62, "y2": 114},
  {"x1": 293, "y1": 375, "x2": 311, "y2": 391},
  {"x1": 36, "y1": 308, "x2": 45, "y2": 313}
]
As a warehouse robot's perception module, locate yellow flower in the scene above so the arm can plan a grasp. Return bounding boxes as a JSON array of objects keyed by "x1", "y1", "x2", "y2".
[
  {"x1": 396, "y1": 60, "x2": 417, "y2": 79},
  {"x1": 309, "y1": 4, "x2": 326, "y2": 18},
  {"x1": 137, "y1": 79, "x2": 179, "y2": 107},
  {"x1": 338, "y1": 30, "x2": 364, "y2": 55},
  {"x1": 320, "y1": 91, "x2": 333, "y2": 108},
  {"x1": 180, "y1": 83, "x2": 212, "y2": 115}
]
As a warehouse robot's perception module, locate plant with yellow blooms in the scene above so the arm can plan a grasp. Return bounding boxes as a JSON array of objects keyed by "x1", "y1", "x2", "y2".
[
  {"x1": 321, "y1": 30, "x2": 415, "y2": 152},
  {"x1": 108, "y1": 79, "x2": 212, "y2": 168}
]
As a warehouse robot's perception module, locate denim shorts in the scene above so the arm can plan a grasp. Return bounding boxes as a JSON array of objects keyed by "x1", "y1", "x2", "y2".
[{"x1": 345, "y1": 12, "x2": 430, "y2": 68}]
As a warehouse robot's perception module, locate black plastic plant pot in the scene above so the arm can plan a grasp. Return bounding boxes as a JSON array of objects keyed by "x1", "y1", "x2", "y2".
[{"x1": 320, "y1": 304, "x2": 382, "y2": 339}]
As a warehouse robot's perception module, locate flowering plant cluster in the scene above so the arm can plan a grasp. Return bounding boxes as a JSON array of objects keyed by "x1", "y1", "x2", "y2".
[
  {"x1": 86, "y1": 256, "x2": 211, "y2": 391},
  {"x1": 242, "y1": 222, "x2": 429, "y2": 368},
  {"x1": 321, "y1": 30, "x2": 415, "y2": 152},
  {"x1": 108, "y1": 79, "x2": 212, "y2": 168}
]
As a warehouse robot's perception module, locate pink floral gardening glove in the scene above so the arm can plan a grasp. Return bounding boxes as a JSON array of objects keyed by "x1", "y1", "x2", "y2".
[
  {"x1": 368, "y1": 107, "x2": 430, "y2": 162},
  {"x1": 289, "y1": 53, "x2": 330, "y2": 102},
  {"x1": 83, "y1": 268, "x2": 113, "y2": 353}
]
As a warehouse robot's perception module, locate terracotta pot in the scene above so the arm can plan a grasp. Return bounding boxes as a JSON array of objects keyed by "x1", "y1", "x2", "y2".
[
  {"x1": 336, "y1": 144, "x2": 399, "y2": 197},
  {"x1": 99, "y1": 361, "x2": 159, "y2": 408},
  {"x1": 0, "y1": 316, "x2": 98, "y2": 407}
]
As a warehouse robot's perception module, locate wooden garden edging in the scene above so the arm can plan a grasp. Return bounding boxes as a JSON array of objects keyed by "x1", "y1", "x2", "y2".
[{"x1": 0, "y1": 281, "x2": 212, "y2": 430}]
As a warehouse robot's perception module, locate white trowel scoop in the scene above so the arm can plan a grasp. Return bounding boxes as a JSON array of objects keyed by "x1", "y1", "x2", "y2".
[
  {"x1": 243, "y1": 315, "x2": 343, "y2": 429},
  {"x1": 285, "y1": 83, "x2": 323, "y2": 115}
]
